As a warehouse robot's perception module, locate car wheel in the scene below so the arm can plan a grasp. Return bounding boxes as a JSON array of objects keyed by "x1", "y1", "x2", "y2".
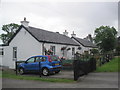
[
  {"x1": 18, "y1": 68, "x2": 24, "y2": 75},
  {"x1": 42, "y1": 68, "x2": 49, "y2": 76}
]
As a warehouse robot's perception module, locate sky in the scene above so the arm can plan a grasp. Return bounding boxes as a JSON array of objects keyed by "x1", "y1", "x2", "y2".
[{"x1": 0, "y1": 0, "x2": 119, "y2": 44}]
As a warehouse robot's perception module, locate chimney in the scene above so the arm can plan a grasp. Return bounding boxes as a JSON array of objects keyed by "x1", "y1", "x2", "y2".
[
  {"x1": 20, "y1": 17, "x2": 29, "y2": 27},
  {"x1": 71, "y1": 31, "x2": 76, "y2": 37},
  {"x1": 87, "y1": 34, "x2": 93, "y2": 42},
  {"x1": 63, "y1": 30, "x2": 68, "y2": 36}
]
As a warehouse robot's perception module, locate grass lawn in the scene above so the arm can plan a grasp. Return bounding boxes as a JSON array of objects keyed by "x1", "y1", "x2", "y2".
[
  {"x1": 95, "y1": 57, "x2": 120, "y2": 72},
  {"x1": 2, "y1": 70, "x2": 74, "y2": 83}
]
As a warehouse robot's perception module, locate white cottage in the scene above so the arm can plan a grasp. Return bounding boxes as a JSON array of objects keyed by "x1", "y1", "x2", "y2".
[
  {"x1": 1, "y1": 19, "x2": 80, "y2": 69},
  {"x1": 71, "y1": 34, "x2": 97, "y2": 54}
]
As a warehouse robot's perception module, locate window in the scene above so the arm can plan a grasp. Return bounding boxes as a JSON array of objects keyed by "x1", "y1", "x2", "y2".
[
  {"x1": 27, "y1": 57, "x2": 35, "y2": 63},
  {"x1": 0, "y1": 48, "x2": 4, "y2": 55},
  {"x1": 72, "y1": 47, "x2": 75, "y2": 55},
  {"x1": 84, "y1": 51, "x2": 89, "y2": 54},
  {"x1": 13, "y1": 47, "x2": 17, "y2": 61},
  {"x1": 51, "y1": 46, "x2": 55, "y2": 55}
]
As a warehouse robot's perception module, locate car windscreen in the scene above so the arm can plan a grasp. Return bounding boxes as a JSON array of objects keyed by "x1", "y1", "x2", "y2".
[{"x1": 50, "y1": 56, "x2": 60, "y2": 61}]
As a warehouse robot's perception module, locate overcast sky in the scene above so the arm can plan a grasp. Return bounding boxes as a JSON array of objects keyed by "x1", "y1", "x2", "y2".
[{"x1": 0, "y1": 0, "x2": 119, "y2": 44}]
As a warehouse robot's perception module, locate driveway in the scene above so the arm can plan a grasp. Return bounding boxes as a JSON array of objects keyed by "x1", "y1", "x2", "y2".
[{"x1": 2, "y1": 70, "x2": 118, "y2": 88}]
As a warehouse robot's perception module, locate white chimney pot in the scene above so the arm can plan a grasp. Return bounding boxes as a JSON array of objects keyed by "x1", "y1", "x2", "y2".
[
  {"x1": 63, "y1": 30, "x2": 68, "y2": 36},
  {"x1": 20, "y1": 17, "x2": 29, "y2": 27},
  {"x1": 71, "y1": 31, "x2": 76, "y2": 37}
]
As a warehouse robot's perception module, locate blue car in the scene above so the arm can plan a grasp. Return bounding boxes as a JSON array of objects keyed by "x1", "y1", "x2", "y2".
[{"x1": 17, "y1": 55, "x2": 62, "y2": 76}]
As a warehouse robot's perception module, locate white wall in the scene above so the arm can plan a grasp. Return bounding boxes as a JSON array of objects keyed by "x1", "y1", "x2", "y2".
[
  {"x1": 0, "y1": 47, "x2": 2, "y2": 66},
  {"x1": 44, "y1": 43, "x2": 78, "y2": 59},
  {"x1": 0, "y1": 55, "x2": 2, "y2": 66},
  {"x1": 2, "y1": 27, "x2": 42, "y2": 69},
  {"x1": 2, "y1": 46, "x2": 13, "y2": 68}
]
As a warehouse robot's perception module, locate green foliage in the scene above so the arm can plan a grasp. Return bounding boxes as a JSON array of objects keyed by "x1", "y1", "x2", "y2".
[
  {"x1": 90, "y1": 49, "x2": 99, "y2": 55},
  {"x1": 0, "y1": 23, "x2": 20, "y2": 44},
  {"x1": 94, "y1": 26, "x2": 117, "y2": 53},
  {"x1": 115, "y1": 46, "x2": 120, "y2": 55},
  {"x1": 115, "y1": 37, "x2": 120, "y2": 55},
  {"x1": 95, "y1": 57, "x2": 119, "y2": 72},
  {"x1": 62, "y1": 60, "x2": 73, "y2": 66}
]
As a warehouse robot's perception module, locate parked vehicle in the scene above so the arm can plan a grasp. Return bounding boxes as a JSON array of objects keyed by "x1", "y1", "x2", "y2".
[{"x1": 17, "y1": 55, "x2": 62, "y2": 76}]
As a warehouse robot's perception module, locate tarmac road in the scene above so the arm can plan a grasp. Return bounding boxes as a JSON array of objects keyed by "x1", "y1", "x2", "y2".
[{"x1": 2, "y1": 71, "x2": 118, "y2": 88}]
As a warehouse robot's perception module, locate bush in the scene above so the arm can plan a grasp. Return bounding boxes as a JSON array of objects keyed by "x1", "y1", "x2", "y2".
[{"x1": 62, "y1": 59, "x2": 73, "y2": 66}]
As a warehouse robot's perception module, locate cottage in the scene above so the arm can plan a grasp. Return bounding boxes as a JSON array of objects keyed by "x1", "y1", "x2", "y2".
[
  {"x1": 1, "y1": 18, "x2": 97, "y2": 69},
  {"x1": 71, "y1": 32, "x2": 97, "y2": 54},
  {"x1": 1, "y1": 18, "x2": 80, "y2": 69}
]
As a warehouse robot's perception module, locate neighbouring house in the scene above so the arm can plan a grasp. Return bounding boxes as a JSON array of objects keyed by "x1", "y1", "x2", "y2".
[
  {"x1": 1, "y1": 18, "x2": 81, "y2": 69},
  {"x1": 71, "y1": 32, "x2": 97, "y2": 54}
]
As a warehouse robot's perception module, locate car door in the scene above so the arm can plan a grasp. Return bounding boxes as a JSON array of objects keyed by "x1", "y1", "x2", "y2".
[
  {"x1": 24, "y1": 57, "x2": 38, "y2": 71},
  {"x1": 35, "y1": 57, "x2": 41, "y2": 71},
  {"x1": 40, "y1": 56, "x2": 48, "y2": 67}
]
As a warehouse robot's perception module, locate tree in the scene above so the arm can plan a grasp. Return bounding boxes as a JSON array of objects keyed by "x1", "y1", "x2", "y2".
[
  {"x1": 115, "y1": 36, "x2": 120, "y2": 55},
  {"x1": 90, "y1": 49, "x2": 99, "y2": 55},
  {"x1": 94, "y1": 26, "x2": 117, "y2": 53},
  {"x1": 0, "y1": 23, "x2": 20, "y2": 44},
  {"x1": 116, "y1": 46, "x2": 120, "y2": 55}
]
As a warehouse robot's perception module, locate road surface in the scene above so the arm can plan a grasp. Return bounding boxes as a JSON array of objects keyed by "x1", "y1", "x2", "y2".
[{"x1": 2, "y1": 71, "x2": 118, "y2": 88}]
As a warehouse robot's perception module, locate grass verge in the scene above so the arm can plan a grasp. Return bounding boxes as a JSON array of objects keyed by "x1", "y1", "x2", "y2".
[
  {"x1": 2, "y1": 70, "x2": 74, "y2": 83},
  {"x1": 95, "y1": 57, "x2": 119, "y2": 72}
]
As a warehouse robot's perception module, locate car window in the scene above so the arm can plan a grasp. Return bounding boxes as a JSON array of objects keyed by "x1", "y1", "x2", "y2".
[
  {"x1": 50, "y1": 56, "x2": 60, "y2": 61},
  {"x1": 36, "y1": 57, "x2": 41, "y2": 62},
  {"x1": 27, "y1": 57, "x2": 35, "y2": 63},
  {"x1": 35, "y1": 57, "x2": 47, "y2": 62},
  {"x1": 40, "y1": 57, "x2": 47, "y2": 62}
]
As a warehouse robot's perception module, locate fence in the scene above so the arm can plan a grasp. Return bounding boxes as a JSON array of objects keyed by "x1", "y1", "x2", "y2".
[
  {"x1": 73, "y1": 57, "x2": 96, "y2": 81},
  {"x1": 61, "y1": 54, "x2": 93, "y2": 70},
  {"x1": 61, "y1": 60, "x2": 73, "y2": 70}
]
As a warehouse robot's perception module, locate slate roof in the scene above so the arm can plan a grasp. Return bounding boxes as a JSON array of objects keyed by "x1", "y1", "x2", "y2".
[
  {"x1": 6, "y1": 25, "x2": 79, "y2": 46},
  {"x1": 72, "y1": 37, "x2": 97, "y2": 48},
  {"x1": 26, "y1": 26, "x2": 79, "y2": 46}
]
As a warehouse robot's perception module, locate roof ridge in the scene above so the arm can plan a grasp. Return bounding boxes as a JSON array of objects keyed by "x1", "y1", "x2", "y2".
[
  {"x1": 29, "y1": 26, "x2": 61, "y2": 35},
  {"x1": 28, "y1": 26, "x2": 71, "y2": 38},
  {"x1": 74, "y1": 37, "x2": 92, "y2": 42}
]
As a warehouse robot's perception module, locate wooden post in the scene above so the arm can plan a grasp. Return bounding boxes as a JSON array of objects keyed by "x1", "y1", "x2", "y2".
[
  {"x1": 73, "y1": 60, "x2": 78, "y2": 81},
  {"x1": 15, "y1": 61, "x2": 17, "y2": 75}
]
